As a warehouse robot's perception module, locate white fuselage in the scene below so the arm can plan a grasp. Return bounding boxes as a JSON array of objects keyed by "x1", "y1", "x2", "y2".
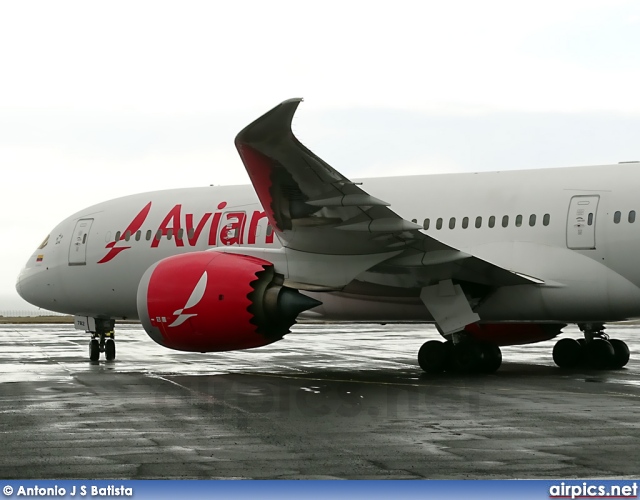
[{"x1": 16, "y1": 163, "x2": 640, "y2": 324}]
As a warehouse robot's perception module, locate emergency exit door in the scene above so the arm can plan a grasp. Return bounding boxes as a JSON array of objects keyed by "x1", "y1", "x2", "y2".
[
  {"x1": 69, "y1": 218, "x2": 94, "y2": 265},
  {"x1": 566, "y1": 195, "x2": 599, "y2": 250}
]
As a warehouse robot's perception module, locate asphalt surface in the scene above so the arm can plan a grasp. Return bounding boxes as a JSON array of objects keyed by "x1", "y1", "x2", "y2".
[{"x1": 1, "y1": 322, "x2": 639, "y2": 479}]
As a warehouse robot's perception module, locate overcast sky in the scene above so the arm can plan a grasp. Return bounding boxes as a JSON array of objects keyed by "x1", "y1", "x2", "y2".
[{"x1": 3, "y1": 0, "x2": 640, "y2": 311}]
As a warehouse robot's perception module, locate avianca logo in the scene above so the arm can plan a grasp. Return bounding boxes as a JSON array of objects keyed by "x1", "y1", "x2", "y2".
[
  {"x1": 169, "y1": 271, "x2": 207, "y2": 327},
  {"x1": 98, "y1": 201, "x2": 276, "y2": 264},
  {"x1": 98, "y1": 202, "x2": 152, "y2": 264}
]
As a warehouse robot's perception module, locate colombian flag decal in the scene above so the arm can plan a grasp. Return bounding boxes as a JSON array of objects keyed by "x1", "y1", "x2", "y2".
[{"x1": 36, "y1": 255, "x2": 44, "y2": 262}]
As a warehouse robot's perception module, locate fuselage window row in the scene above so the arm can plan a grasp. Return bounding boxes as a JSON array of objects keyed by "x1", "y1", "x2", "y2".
[
  {"x1": 112, "y1": 227, "x2": 193, "y2": 242},
  {"x1": 111, "y1": 211, "x2": 559, "y2": 243},
  {"x1": 423, "y1": 213, "x2": 551, "y2": 231},
  {"x1": 613, "y1": 210, "x2": 636, "y2": 224}
]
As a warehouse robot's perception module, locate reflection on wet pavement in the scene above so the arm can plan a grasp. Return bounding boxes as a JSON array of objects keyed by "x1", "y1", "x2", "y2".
[{"x1": 1, "y1": 322, "x2": 639, "y2": 478}]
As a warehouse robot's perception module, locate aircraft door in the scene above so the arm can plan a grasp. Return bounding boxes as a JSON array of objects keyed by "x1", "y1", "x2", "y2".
[
  {"x1": 69, "y1": 218, "x2": 94, "y2": 265},
  {"x1": 566, "y1": 195, "x2": 599, "y2": 250}
]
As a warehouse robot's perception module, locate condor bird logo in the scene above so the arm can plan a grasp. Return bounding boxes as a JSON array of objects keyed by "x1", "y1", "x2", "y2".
[
  {"x1": 169, "y1": 271, "x2": 208, "y2": 327},
  {"x1": 98, "y1": 202, "x2": 152, "y2": 264}
]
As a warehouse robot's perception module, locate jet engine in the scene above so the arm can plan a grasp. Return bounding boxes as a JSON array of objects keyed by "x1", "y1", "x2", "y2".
[{"x1": 136, "y1": 251, "x2": 321, "y2": 352}]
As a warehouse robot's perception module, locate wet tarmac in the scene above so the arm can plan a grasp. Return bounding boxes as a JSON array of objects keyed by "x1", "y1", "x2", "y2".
[{"x1": 1, "y1": 322, "x2": 639, "y2": 479}]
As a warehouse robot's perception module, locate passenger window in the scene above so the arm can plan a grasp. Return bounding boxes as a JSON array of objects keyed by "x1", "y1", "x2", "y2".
[
  {"x1": 462, "y1": 217, "x2": 469, "y2": 229},
  {"x1": 135, "y1": 230, "x2": 141, "y2": 241},
  {"x1": 515, "y1": 215, "x2": 522, "y2": 227},
  {"x1": 502, "y1": 215, "x2": 509, "y2": 228},
  {"x1": 167, "y1": 229, "x2": 173, "y2": 241},
  {"x1": 146, "y1": 230, "x2": 152, "y2": 241},
  {"x1": 177, "y1": 228, "x2": 184, "y2": 239},
  {"x1": 155, "y1": 230, "x2": 162, "y2": 241},
  {"x1": 588, "y1": 213, "x2": 594, "y2": 226},
  {"x1": 449, "y1": 217, "x2": 456, "y2": 229},
  {"x1": 187, "y1": 228, "x2": 195, "y2": 239},
  {"x1": 115, "y1": 231, "x2": 121, "y2": 241},
  {"x1": 543, "y1": 214, "x2": 550, "y2": 226},
  {"x1": 529, "y1": 214, "x2": 536, "y2": 227},
  {"x1": 475, "y1": 216, "x2": 482, "y2": 228},
  {"x1": 436, "y1": 218, "x2": 443, "y2": 230},
  {"x1": 489, "y1": 216, "x2": 495, "y2": 228},
  {"x1": 614, "y1": 211, "x2": 621, "y2": 224},
  {"x1": 266, "y1": 225, "x2": 274, "y2": 236},
  {"x1": 82, "y1": 234, "x2": 87, "y2": 244},
  {"x1": 124, "y1": 230, "x2": 131, "y2": 242},
  {"x1": 630, "y1": 211, "x2": 636, "y2": 223},
  {"x1": 423, "y1": 218, "x2": 430, "y2": 230}
]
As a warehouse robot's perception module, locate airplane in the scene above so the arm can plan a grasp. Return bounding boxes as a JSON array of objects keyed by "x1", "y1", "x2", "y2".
[{"x1": 15, "y1": 98, "x2": 638, "y2": 374}]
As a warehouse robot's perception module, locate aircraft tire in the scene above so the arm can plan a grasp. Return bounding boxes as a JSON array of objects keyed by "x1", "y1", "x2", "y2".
[
  {"x1": 608, "y1": 339, "x2": 630, "y2": 369},
  {"x1": 89, "y1": 339, "x2": 100, "y2": 361},
  {"x1": 478, "y1": 342, "x2": 502, "y2": 374},
  {"x1": 452, "y1": 340, "x2": 482, "y2": 373},
  {"x1": 442, "y1": 341, "x2": 456, "y2": 372},
  {"x1": 584, "y1": 338, "x2": 615, "y2": 369},
  {"x1": 105, "y1": 339, "x2": 116, "y2": 361},
  {"x1": 553, "y1": 338, "x2": 582, "y2": 368},
  {"x1": 418, "y1": 340, "x2": 447, "y2": 373}
]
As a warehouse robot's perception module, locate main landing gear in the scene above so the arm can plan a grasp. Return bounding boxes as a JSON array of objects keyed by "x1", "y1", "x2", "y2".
[
  {"x1": 552, "y1": 323, "x2": 629, "y2": 370},
  {"x1": 88, "y1": 319, "x2": 117, "y2": 362},
  {"x1": 418, "y1": 338, "x2": 502, "y2": 374}
]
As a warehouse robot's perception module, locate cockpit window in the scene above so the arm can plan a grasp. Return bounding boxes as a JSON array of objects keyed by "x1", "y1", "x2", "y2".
[{"x1": 37, "y1": 235, "x2": 49, "y2": 249}]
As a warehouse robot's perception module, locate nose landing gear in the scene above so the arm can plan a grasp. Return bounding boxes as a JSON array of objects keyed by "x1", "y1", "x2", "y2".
[{"x1": 85, "y1": 318, "x2": 116, "y2": 362}]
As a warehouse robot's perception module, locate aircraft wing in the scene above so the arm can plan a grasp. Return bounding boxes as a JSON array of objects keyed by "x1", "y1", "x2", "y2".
[{"x1": 235, "y1": 98, "x2": 534, "y2": 288}]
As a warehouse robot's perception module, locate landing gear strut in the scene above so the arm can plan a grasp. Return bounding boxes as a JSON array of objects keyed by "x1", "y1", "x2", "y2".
[
  {"x1": 552, "y1": 323, "x2": 629, "y2": 369},
  {"x1": 418, "y1": 337, "x2": 502, "y2": 374},
  {"x1": 87, "y1": 319, "x2": 116, "y2": 362}
]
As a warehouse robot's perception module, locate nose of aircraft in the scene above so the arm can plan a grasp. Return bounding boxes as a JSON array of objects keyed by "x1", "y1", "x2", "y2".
[
  {"x1": 15, "y1": 256, "x2": 56, "y2": 311},
  {"x1": 15, "y1": 271, "x2": 23, "y2": 299},
  {"x1": 16, "y1": 264, "x2": 40, "y2": 306}
]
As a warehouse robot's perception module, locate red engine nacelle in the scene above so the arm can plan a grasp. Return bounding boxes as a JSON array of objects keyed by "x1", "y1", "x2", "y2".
[
  {"x1": 136, "y1": 251, "x2": 320, "y2": 352},
  {"x1": 464, "y1": 323, "x2": 564, "y2": 346}
]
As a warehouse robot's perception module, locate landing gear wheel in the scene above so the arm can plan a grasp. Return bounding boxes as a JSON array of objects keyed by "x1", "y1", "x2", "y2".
[
  {"x1": 584, "y1": 338, "x2": 615, "y2": 369},
  {"x1": 105, "y1": 339, "x2": 116, "y2": 361},
  {"x1": 89, "y1": 339, "x2": 100, "y2": 361},
  {"x1": 608, "y1": 339, "x2": 630, "y2": 369},
  {"x1": 478, "y1": 342, "x2": 502, "y2": 374},
  {"x1": 452, "y1": 340, "x2": 482, "y2": 373},
  {"x1": 553, "y1": 338, "x2": 582, "y2": 368},
  {"x1": 418, "y1": 340, "x2": 448, "y2": 373}
]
